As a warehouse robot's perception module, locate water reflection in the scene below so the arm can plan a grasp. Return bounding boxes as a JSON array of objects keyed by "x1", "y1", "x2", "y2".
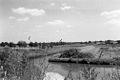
[
  {"x1": 34, "y1": 59, "x2": 120, "y2": 80},
  {"x1": 44, "y1": 72, "x2": 65, "y2": 80},
  {"x1": 49, "y1": 62, "x2": 118, "y2": 72}
]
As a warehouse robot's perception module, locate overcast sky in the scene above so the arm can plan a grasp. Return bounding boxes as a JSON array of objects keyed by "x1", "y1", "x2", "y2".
[{"x1": 1, "y1": 0, "x2": 120, "y2": 42}]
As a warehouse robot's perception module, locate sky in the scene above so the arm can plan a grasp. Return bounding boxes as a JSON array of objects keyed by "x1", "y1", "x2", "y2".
[{"x1": 1, "y1": 0, "x2": 120, "y2": 42}]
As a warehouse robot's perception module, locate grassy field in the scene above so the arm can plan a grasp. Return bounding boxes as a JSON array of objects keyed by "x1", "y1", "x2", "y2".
[
  {"x1": 45, "y1": 44, "x2": 120, "y2": 66},
  {"x1": 4, "y1": 44, "x2": 120, "y2": 60}
]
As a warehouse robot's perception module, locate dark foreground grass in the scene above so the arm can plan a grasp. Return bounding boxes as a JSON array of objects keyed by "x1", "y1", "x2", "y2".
[{"x1": 0, "y1": 47, "x2": 48, "y2": 80}]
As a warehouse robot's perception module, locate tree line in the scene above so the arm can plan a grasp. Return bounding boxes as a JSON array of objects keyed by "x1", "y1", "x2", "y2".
[
  {"x1": 0, "y1": 41, "x2": 67, "y2": 48},
  {"x1": 1, "y1": 40, "x2": 120, "y2": 48}
]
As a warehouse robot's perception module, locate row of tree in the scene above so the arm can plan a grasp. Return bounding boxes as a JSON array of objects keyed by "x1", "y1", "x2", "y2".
[
  {"x1": 0, "y1": 41, "x2": 67, "y2": 48},
  {"x1": 0, "y1": 40, "x2": 120, "y2": 48}
]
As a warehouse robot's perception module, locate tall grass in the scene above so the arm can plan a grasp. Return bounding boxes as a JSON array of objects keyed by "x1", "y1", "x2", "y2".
[
  {"x1": 0, "y1": 47, "x2": 48, "y2": 80},
  {"x1": 78, "y1": 65, "x2": 99, "y2": 80},
  {"x1": 101, "y1": 66, "x2": 120, "y2": 80},
  {"x1": 64, "y1": 70, "x2": 74, "y2": 80},
  {"x1": 64, "y1": 65, "x2": 100, "y2": 80}
]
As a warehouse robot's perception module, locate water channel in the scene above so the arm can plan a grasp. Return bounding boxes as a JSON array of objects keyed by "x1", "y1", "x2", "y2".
[{"x1": 34, "y1": 58, "x2": 120, "y2": 80}]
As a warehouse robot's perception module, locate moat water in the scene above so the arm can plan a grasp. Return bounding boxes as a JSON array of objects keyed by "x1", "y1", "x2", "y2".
[{"x1": 34, "y1": 58, "x2": 120, "y2": 80}]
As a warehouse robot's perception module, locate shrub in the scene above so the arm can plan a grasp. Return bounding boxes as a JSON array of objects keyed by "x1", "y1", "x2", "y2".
[
  {"x1": 79, "y1": 66, "x2": 99, "y2": 80},
  {"x1": 0, "y1": 47, "x2": 28, "y2": 79},
  {"x1": 59, "y1": 49, "x2": 79, "y2": 58},
  {"x1": 59, "y1": 49, "x2": 94, "y2": 58},
  {"x1": 0, "y1": 47, "x2": 48, "y2": 80},
  {"x1": 78, "y1": 52, "x2": 94, "y2": 58}
]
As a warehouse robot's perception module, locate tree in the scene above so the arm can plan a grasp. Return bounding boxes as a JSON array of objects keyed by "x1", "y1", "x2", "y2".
[
  {"x1": 0, "y1": 42, "x2": 9, "y2": 47},
  {"x1": 34, "y1": 42, "x2": 38, "y2": 47},
  {"x1": 105, "y1": 40, "x2": 113, "y2": 44},
  {"x1": 117, "y1": 40, "x2": 120, "y2": 44},
  {"x1": 49, "y1": 42, "x2": 53, "y2": 48},
  {"x1": 88, "y1": 41, "x2": 92, "y2": 44},
  {"x1": 17, "y1": 41, "x2": 27, "y2": 47},
  {"x1": 28, "y1": 42, "x2": 34, "y2": 47},
  {"x1": 41, "y1": 42, "x2": 47, "y2": 49},
  {"x1": 8, "y1": 42, "x2": 16, "y2": 47},
  {"x1": 0, "y1": 42, "x2": 6, "y2": 47}
]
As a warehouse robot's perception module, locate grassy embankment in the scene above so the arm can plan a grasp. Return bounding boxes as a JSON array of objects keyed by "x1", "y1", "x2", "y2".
[{"x1": 49, "y1": 44, "x2": 120, "y2": 65}]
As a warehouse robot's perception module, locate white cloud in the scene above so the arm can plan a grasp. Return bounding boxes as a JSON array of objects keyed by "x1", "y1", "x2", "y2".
[
  {"x1": 66, "y1": 25, "x2": 72, "y2": 28},
  {"x1": 9, "y1": 16, "x2": 29, "y2": 22},
  {"x1": 61, "y1": 6, "x2": 72, "y2": 11},
  {"x1": 16, "y1": 17, "x2": 29, "y2": 21},
  {"x1": 101, "y1": 10, "x2": 120, "y2": 26},
  {"x1": 48, "y1": 20, "x2": 64, "y2": 25},
  {"x1": 56, "y1": 30, "x2": 62, "y2": 34},
  {"x1": 101, "y1": 10, "x2": 120, "y2": 39},
  {"x1": 44, "y1": 72, "x2": 64, "y2": 80},
  {"x1": 101, "y1": 10, "x2": 120, "y2": 19},
  {"x1": 61, "y1": 3, "x2": 67, "y2": 6},
  {"x1": 47, "y1": 20, "x2": 73, "y2": 29},
  {"x1": 12, "y1": 7, "x2": 45, "y2": 16},
  {"x1": 50, "y1": 3, "x2": 55, "y2": 6},
  {"x1": 61, "y1": 3, "x2": 72, "y2": 11},
  {"x1": 9, "y1": 16, "x2": 16, "y2": 19},
  {"x1": 35, "y1": 25, "x2": 43, "y2": 28}
]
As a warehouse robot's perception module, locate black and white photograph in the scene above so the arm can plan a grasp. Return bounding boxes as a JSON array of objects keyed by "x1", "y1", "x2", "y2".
[{"x1": 1, "y1": 0, "x2": 120, "y2": 80}]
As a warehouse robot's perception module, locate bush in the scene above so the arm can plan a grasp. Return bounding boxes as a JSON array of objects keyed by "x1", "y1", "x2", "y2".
[
  {"x1": 59, "y1": 49, "x2": 79, "y2": 58},
  {"x1": 78, "y1": 52, "x2": 94, "y2": 58},
  {"x1": 0, "y1": 47, "x2": 28, "y2": 79},
  {"x1": 0, "y1": 48, "x2": 48, "y2": 80},
  {"x1": 59, "y1": 49, "x2": 94, "y2": 58}
]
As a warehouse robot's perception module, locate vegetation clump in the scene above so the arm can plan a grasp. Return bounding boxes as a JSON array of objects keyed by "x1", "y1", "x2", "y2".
[
  {"x1": 59, "y1": 49, "x2": 94, "y2": 59},
  {"x1": 0, "y1": 47, "x2": 49, "y2": 80},
  {"x1": 0, "y1": 47, "x2": 28, "y2": 79}
]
